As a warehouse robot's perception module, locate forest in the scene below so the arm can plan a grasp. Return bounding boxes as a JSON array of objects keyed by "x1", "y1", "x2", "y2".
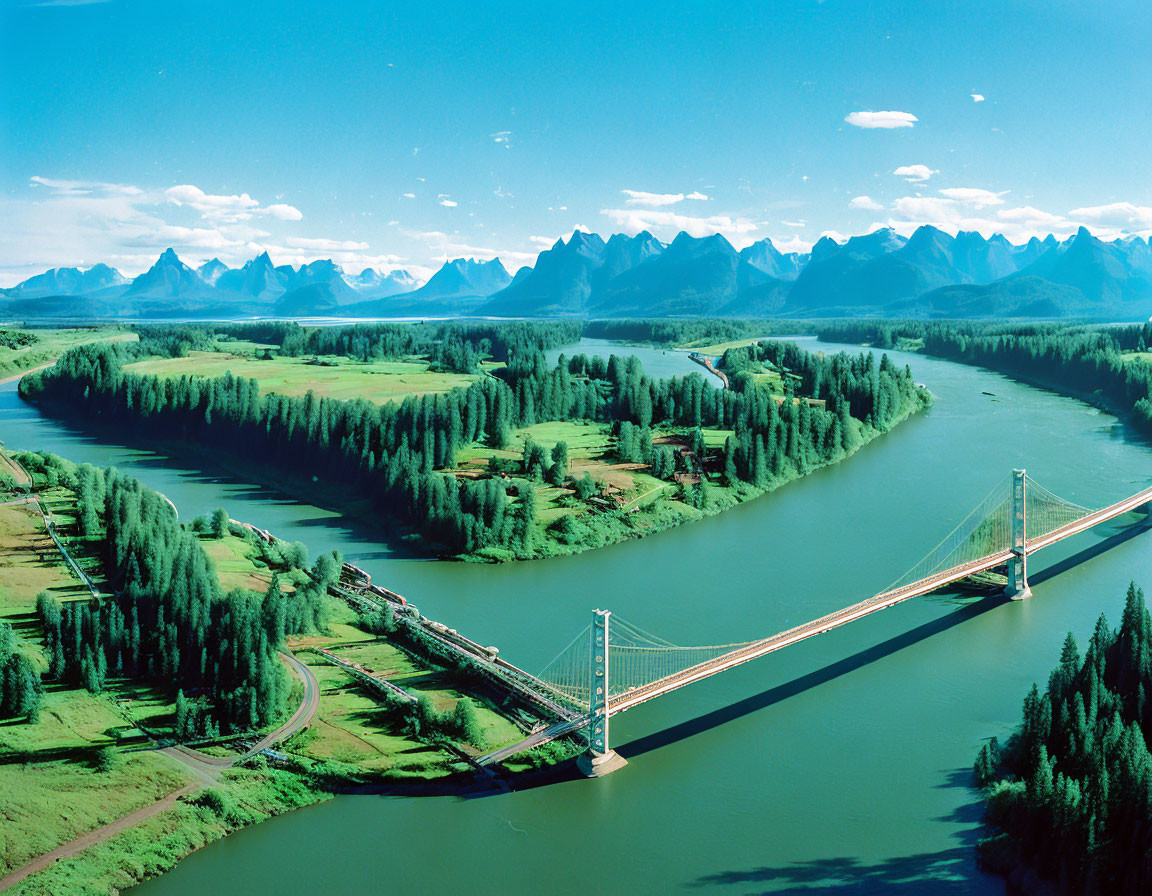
[
  {"x1": 974, "y1": 583, "x2": 1152, "y2": 893},
  {"x1": 817, "y1": 320, "x2": 1152, "y2": 434},
  {"x1": 581, "y1": 319, "x2": 812, "y2": 346},
  {"x1": 19, "y1": 452, "x2": 332, "y2": 736},
  {"x1": 134, "y1": 320, "x2": 582, "y2": 373},
  {"x1": 0, "y1": 622, "x2": 41, "y2": 722},
  {"x1": 19, "y1": 323, "x2": 928, "y2": 560}
]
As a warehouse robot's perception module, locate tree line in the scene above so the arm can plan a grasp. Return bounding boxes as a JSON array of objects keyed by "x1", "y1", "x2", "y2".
[
  {"x1": 0, "y1": 623, "x2": 41, "y2": 722},
  {"x1": 133, "y1": 320, "x2": 582, "y2": 375},
  {"x1": 583, "y1": 319, "x2": 814, "y2": 346},
  {"x1": 974, "y1": 583, "x2": 1152, "y2": 893},
  {"x1": 28, "y1": 453, "x2": 323, "y2": 736},
  {"x1": 22, "y1": 326, "x2": 926, "y2": 558},
  {"x1": 818, "y1": 320, "x2": 1152, "y2": 435}
]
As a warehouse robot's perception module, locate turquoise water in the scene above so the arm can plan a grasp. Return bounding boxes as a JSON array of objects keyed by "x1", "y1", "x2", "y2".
[{"x1": 4, "y1": 338, "x2": 1151, "y2": 894}]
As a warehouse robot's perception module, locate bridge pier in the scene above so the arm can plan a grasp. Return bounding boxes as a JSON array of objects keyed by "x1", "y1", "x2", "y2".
[
  {"x1": 579, "y1": 609, "x2": 627, "y2": 777},
  {"x1": 1005, "y1": 468, "x2": 1032, "y2": 600}
]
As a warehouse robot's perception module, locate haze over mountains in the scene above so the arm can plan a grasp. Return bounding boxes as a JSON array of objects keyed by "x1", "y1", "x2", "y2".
[{"x1": 4, "y1": 225, "x2": 1152, "y2": 321}]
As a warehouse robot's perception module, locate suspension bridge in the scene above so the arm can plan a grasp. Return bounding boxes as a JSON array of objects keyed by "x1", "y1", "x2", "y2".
[{"x1": 474, "y1": 469, "x2": 1152, "y2": 776}]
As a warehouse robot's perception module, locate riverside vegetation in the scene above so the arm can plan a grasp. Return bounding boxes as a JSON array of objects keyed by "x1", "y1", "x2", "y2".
[
  {"x1": 17, "y1": 320, "x2": 931, "y2": 562},
  {"x1": 818, "y1": 319, "x2": 1152, "y2": 434},
  {"x1": 0, "y1": 450, "x2": 548, "y2": 895},
  {"x1": 973, "y1": 584, "x2": 1152, "y2": 894}
]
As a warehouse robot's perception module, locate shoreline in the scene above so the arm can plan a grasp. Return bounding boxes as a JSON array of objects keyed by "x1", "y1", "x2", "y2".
[
  {"x1": 0, "y1": 362, "x2": 52, "y2": 387},
  {"x1": 15, "y1": 387, "x2": 933, "y2": 566}
]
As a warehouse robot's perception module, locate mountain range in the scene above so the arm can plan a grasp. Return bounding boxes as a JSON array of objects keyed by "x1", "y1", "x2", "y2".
[{"x1": 4, "y1": 226, "x2": 1152, "y2": 321}]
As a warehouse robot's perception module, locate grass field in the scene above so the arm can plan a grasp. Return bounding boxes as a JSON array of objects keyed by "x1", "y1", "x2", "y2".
[
  {"x1": 0, "y1": 680, "x2": 192, "y2": 877},
  {"x1": 327, "y1": 640, "x2": 524, "y2": 751},
  {"x1": 4, "y1": 764, "x2": 325, "y2": 896},
  {"x1": 123, "y1": 351, "x2": 485, "y2": 404},
  {"x1": 0, "y1": 502, "x2": 83, "y2": 620},
  {"x1": 199, "y1": 531, "x2": 306, "y2": 595},
  {"x1": 0, "y1": 456, "x2": 546, "y2": 891},
  {"x1": 0, "y1": 327, "x2": 136, "y2": 382},
  {"x1": 453, "y1": 420, "x2": 742, "y2": 544},
  {"x1": 285, "y1": 654, "x2": 452, "y2": 776}
]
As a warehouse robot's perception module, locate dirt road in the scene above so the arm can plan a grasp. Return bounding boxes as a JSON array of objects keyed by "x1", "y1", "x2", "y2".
[
  {"x1": 0, "y1": 783, "x2": 198, "y2": 892},
  {"x1": 0, "y1": 653, "x2": 319, "y2": 892}
]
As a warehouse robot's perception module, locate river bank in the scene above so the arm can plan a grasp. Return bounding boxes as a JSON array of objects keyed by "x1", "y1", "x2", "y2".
[
  {"x1": 0, "y1": 449, "x2": 569, "y2": 895},
  {"x1": 8, "y1": 338, "x2": 1152, "y2": 895},
  {"x1": 18, "y1": 359, "x2": 930, "y2": 562}
]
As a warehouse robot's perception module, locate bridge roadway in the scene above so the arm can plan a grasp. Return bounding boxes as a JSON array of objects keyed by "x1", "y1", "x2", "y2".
[
  {"x1": 478, "y1": 483, "x2": 1152, "y2": 764},
  {"x1": 609, "y1": 483, "x2": 1152, "y2": 714}
]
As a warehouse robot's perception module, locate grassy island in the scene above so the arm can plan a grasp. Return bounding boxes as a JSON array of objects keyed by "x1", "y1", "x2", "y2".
[{"x1": 17, "y1": 320, "x2": 931, "y2": 562}]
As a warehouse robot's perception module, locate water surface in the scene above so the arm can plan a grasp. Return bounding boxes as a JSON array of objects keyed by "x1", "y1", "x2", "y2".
[{"x1": 4, "y1": 338, "x2": 1150, "y2": 894}]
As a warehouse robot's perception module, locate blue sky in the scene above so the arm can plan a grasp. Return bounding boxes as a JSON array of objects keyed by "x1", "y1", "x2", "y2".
[{"x1": 2, "y1": 0, "x2": 1150, "y2": 284}]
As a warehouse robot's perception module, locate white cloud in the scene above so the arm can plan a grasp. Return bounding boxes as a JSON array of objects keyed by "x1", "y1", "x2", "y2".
[
  {"x1": 164, "y1": 185, "x2": 258, "y2": 221},
  {"x1": 439, "y1": 199, "x2": 458, "y2": 208},
  {"x1": 30, "y1": 176, "x2": 143, "y2": 197},
  {"x1": 402, "y1": 192, "x2": 415, "y2": 199},
  {"x1": 164, "y1": 184, "x2": 302, "y2": 223},
  {"x1": 130, "y1": 225, "x2": 239, "y2": 251},
  {"x1": 996, "y1": 205, "x2": 1070, "y2": 228},
  {"x1": 845, "y1": 110, "x2": 918, "y2": 129},
  {"x1": 491, "y1": 131, "x2": 511, "y2": 146},
  {"x1": 892, "y1": 196, "x2": 958, "y2": 221},
  {"x1": 282, "y1": 237, "x2": 369, "y2": 252},
  {"x1": 528, "y1": 227, "x2": 591, "y2": 249},
  {"x1": 0, "y1": 173, "x2": 395, "y2": 284},
  {"x1": 850, "y1": 195, "x2": 884, "y2": 211},
  {"x1": 781, "y1": 220, "x2": 806, "y2": 228},
  {"x1": 621, "y1": 189, "x2": 711, "y2": 207},
  {"x1": 265, "y1": 203, "x2": 303, "y2": 221},
  {"x1": 938, "y1": 187, "x2": 1006, "y2": 208},
  {"x1": 971, "y1": 94, "x2": 985, "y2": 102},
  {"x1": 1067, "y1": 202, "x2": 1152, "y2": 228},
  {"x1": 882, "y1": 190, "x2": 1085, "y2": 244},
  {"x1": 893, "y1": 164, "x2": 938, "y2": 183},
  {"x1": 408, "y1": 230, "x2": 538, "y2": 268},
  {"x1": 254, "y1": 244, "x2": 410, "y2": 275},
  {"x1": 622, "y1": 191, "x2": 682, "y2": 207},
  {"x1": 600, "y1": 207, "x2": 758, "y2": 246}
]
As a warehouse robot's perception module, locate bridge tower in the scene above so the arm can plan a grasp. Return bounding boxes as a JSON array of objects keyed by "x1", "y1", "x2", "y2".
[
  {"x1": 577, "y1": 609, "x2": 628, "y2": 777},
  {"x1": 1005, "y1": 468, "x2": 1032, "y2": 600}
]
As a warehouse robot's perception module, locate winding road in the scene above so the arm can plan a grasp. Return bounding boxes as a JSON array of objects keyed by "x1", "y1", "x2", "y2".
[{"x1": 163, "y1": 651, "x2": 320, "y2": 775}]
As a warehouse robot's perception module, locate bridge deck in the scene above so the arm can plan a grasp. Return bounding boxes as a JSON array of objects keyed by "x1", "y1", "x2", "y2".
[
  {"x1": 478, "y1": 484, "x2": 1152, "y2": 764},
  {"x1": 609, "y1": 484, "x2": 1152, "y2": 714}
]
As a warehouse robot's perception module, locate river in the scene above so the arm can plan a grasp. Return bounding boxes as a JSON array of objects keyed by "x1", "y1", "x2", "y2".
[{"x1": 3, "y1": 337, "x2": 1151, "y2": 894}]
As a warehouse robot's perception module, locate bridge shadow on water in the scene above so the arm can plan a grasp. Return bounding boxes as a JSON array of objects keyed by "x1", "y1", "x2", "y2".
[
  {"x1": 613, "y1": 594, "x2": 1006, "y2": 761},
  {"x1": 687, "y1": 849, "x2": 977, "y2": 894},
  {"x1": 690, "y1": 772, "x2": 992, "y2": 893},
  {"x1": 616, "y1": 514, "x2": 1152, "y2": 762},
  {"x1": 450, "y1": 516, "x2": 1152, "y2": 801}
]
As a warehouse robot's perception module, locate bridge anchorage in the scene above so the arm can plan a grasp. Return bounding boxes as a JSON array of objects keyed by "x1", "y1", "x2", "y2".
[{"x1": 493, "y1": 469, "x2": 1152, "y2": 777}]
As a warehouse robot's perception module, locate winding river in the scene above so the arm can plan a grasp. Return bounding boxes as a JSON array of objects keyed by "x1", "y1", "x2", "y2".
[{"x1": 4, "y1": 338, "x2": 1152, "y2": 895}]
